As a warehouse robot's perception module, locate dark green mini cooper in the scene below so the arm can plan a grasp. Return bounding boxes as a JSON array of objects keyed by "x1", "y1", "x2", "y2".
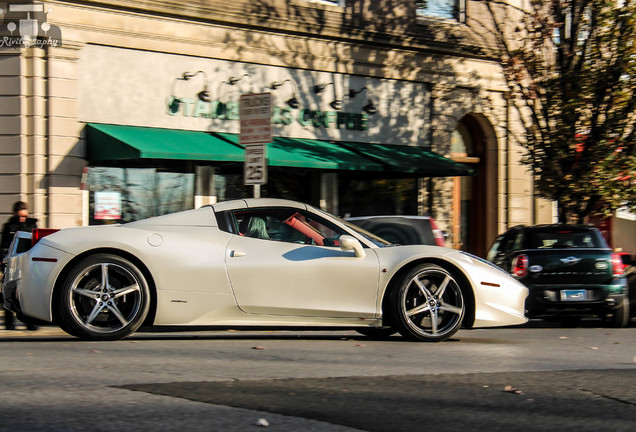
[{"x1": 487, "y1": 224, "x2": 629, "y2": 327}]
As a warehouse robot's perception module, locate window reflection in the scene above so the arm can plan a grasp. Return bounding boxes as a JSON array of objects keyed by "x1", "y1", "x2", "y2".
[
  {"x1": 416, "y1": 0, "x2": 460, "y2": 21},
  {"x1": 87, "y1": 167, "x2": 194, "y2": 224}
]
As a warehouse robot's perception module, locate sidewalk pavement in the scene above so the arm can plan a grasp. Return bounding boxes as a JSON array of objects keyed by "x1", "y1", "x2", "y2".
[
  {"x1": 0, "y1": 309, "x2": 67, "y2": 338},
  {"x1": 0, "y1": 326, "x2": 67, "y2": 337}
]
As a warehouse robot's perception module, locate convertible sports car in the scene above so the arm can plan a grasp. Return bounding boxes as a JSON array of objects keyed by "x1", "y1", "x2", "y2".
[{"x1": 1, "y1": 198, "x2": 528, "y2": 341}]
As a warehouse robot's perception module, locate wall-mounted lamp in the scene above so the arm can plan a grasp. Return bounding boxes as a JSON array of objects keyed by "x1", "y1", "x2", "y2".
[
  {"x1": 225, "y1": 73, "x2": 252, "y2": 87},
  {"x1": 168, "y1": 77, "x2": 184, "y2": 113},
  {"x1": 226, "y1": 74, "x2": 248, "y2": 85},
  {"x1": 314, "y1": 82, "x2": 342, "y2": 110},
  {"x1": 349, "y1": 86, "x2": 377, "y2": 115},
  {"x1": 269, "y1": 79, "x2": 300, "y2": 109},
  {"x1": 362, "y1": 100, "x2": 377, "y2": 115},
  {"x1": 180, "y1": 70, "x2": 211, "y2": 102},
  {"x1": 313, "y1": 83, "x2": 333, "y2": 94},
  {"x1": 168, "y1": 96, "x2": 181, "y2": 113}
]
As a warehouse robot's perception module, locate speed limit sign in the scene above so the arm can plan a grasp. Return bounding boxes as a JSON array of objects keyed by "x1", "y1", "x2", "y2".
[{"x1": 244, "y1": 144, "x2": 267, "y2": 185}]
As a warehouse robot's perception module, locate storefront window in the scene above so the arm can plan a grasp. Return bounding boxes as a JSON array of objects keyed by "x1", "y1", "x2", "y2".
[
  {"x1": 338, "y1": 178, "x2": 418, "y2": 218},
  {"x1": 304, "y1": 0, "x2": 345, "y2": 6},
  {"x1": 87, "y1": 167, "x2": 194, "y2": 224},
  {"x1": 416, "y1": 0, "x2": 465, "y2": 22},
  {"x1": 211, "y1": 167, "x2": 323, "y2": 205}
]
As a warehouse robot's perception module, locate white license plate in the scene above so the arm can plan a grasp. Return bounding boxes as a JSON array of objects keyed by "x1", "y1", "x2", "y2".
[{"x1": 560, "y1": 289, "x2": 587, "y2": 301}]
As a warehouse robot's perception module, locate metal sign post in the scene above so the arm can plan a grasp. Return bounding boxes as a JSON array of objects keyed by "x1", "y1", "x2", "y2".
[{"x1": 240, "y1": 93, "x2": 271, "y2": 197}]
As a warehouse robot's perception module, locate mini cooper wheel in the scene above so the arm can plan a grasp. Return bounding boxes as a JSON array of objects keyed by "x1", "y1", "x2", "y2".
[
  {"x1": 391, "y1": 264, "x2": 465, "y2": 342},
  {"x1": 609, "y1": 296, "x2": 630, "y2": 328},
  {"x1": 57, "y1": 254, "x2": 150, "y2": 340}
]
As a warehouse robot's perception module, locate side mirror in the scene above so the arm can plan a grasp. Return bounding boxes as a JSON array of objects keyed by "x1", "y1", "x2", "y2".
[{"x1": 339, "y1": 235, "x2": 366, "y2": 258}]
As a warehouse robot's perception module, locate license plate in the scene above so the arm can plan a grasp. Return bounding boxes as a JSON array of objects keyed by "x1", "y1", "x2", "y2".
[{"x1": 560, "y1": 289, "x2": 587, "y2": 301}]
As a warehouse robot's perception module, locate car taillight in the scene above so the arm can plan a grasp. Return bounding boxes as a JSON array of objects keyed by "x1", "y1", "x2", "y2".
[
  {"x1": 429, "y1": 218, "x2": 446, "y2": 247},
  {"x1": 610, "y1": 253, "x2": 624, "y2": 277},
  {"x1": 32, "y1": 228, "x2": 60, "y2": 248},
  {"x1": 512, "y1": 254, "x2": 528, "y2": 277}
]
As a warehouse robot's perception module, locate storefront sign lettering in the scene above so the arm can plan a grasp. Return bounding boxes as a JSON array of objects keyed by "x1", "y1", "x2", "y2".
[{"x1": 166, "y1": 97, "x2": 368, "y2": 131}]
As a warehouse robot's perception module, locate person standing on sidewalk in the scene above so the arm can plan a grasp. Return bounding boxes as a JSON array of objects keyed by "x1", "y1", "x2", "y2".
[{"x1": 1, "y1": 201, "x2": 38, "y2": 330}]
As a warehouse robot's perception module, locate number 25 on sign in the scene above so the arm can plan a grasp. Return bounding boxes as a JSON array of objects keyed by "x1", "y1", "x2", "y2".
[{"x1": 244, "y1": 144, "x2": 267, "y2": 185}]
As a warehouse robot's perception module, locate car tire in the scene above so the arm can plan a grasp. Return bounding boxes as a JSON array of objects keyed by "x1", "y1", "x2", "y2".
[
  {"x1": 390, "y1": 263, "x2": 465, "y2": 342},
  {"x1": 356, "y1": 327, "x2": 397, "y2": 339},
  {"x1": 610, "y1": 296, "x2": 630, "y2": 328},
  {"x1": 57, "y1": 254, "x2": 150, "y2": 340}
]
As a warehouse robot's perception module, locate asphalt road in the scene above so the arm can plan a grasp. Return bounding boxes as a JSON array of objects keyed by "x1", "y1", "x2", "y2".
[{"x1": 1, "y1": 322, "x2": 635, "y2": 432}]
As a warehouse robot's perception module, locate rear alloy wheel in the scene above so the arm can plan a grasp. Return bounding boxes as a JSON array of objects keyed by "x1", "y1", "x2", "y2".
[
  {"x1": 391, "y1": 264, "x2": 465, "y2": 342},
  {"x1": 57, "y1": 254, "x2": 150, "y2": 340}
]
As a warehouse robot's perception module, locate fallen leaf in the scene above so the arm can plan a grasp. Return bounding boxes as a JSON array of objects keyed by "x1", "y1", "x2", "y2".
[
  {"x1": 504, "y1": 385, "x2": 524, "y2": 395},
  {"x1": 255, "y1": 418, "x2": 269, "y2": 427}
]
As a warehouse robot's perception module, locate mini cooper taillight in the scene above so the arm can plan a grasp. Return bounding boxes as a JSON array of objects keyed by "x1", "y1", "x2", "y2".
[
  {"x1": 32, "y1": 228, "x2": 60, "y2": 248},
  {"x1": 610, "y1": 253, "x2": 625, "y2": 278},
  {"x1": 512, "y1": 254, "x2": 529, "y2": 277}
]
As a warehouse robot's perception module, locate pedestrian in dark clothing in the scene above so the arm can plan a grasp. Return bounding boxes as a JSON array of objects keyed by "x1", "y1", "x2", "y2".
[{"x1": 1, "y1": 201, "x2": 38, "y2": 330}]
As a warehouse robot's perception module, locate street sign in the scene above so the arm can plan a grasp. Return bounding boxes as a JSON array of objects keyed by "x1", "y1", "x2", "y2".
[
  {"x1": 240, "y1": 93, "x2": 272, "y2": 145},
  {"x1": 240, "y1": 93, "x2": 270, "y2": 186},
  {"x1": 244, "y1": 144, "x2": 267, "y2": 185}
]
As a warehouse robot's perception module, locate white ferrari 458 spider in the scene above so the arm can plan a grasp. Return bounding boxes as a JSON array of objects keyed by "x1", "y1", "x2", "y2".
[{"x1": 1, "y1": 198, "x2": 527, "y2": 341}]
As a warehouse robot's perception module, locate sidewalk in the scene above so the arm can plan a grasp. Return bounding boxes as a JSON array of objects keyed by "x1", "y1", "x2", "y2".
[
  {"x1": 0, "y1": 326, "x2": 67, "y2": 337},
  {"x1": 0, "y1": 309, "x2": 67, "y2": 338}
]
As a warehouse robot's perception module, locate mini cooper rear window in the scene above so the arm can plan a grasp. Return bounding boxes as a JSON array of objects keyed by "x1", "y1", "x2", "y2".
[{"x1": 524, "y1": 228, "x2": 606, "y2": 249}]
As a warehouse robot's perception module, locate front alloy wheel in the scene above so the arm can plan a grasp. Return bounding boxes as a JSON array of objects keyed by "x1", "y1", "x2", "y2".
[
  {"x1": 392, "y1": 264, "x2": 465, "y2": 342},
  {"x1": 57, "y1": 254, "x2": 150, "y2": 340}
]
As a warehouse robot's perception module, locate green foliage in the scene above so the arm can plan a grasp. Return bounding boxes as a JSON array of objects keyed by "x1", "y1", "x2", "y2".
[{"x1": 489, "y1": 0, "x2": 636, "y2": 222}]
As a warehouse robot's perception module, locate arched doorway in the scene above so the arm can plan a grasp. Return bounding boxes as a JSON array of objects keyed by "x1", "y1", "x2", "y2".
[{"x1": 450, "y1": 114, "x2": 498, "y2": 257}]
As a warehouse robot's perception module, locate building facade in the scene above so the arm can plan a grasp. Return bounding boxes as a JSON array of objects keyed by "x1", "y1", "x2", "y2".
[{"x1": 0, "y1": 0, "x2": 553, "y2": 257}]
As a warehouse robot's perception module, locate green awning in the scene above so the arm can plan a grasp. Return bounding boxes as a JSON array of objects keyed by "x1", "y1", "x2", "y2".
[
  {"x1": 213, "y1": 133, "x2": 382, "y2": 171},
  {"x1": 86, "y1": 124, "x2": 245, "y2": 162},
  {"x1": 339, "y1": 142, "x2": 476, "y2": 177},
  {"x1": 86, "y1": 124, "x2": 474, "y2": 176}
]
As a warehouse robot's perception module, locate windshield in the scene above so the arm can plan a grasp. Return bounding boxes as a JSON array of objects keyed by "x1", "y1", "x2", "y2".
[
  {"x1": 311, "y1": 208, "x2": 392, "y2": 247},
  {"x1": 341, "y1": 219, "x2": 393, "y2": 247}
]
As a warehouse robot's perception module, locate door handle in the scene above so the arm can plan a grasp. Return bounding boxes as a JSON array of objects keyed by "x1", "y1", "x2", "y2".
[{"x1": 230, "y1": 250, "x2": 246, "y2": 257}]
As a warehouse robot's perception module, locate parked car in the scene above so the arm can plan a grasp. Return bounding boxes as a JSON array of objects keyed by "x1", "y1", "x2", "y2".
[
  {"x1": 619, "y1": 253, "x2": 636, "y2": 317},
  {"x1": 486, "y1": 224, "x2": 630, "y2": 326},
  {"x1": 346, "y1": 215, "x2": 446, "y2": 246},
  {"x1": 2, "y1": 198, "x2": 528, "y2": 341}
]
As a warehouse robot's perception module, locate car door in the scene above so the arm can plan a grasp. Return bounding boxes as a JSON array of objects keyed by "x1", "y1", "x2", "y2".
[{"x1": 223, "y1": 208, "x2": 381, "y2": 318}]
